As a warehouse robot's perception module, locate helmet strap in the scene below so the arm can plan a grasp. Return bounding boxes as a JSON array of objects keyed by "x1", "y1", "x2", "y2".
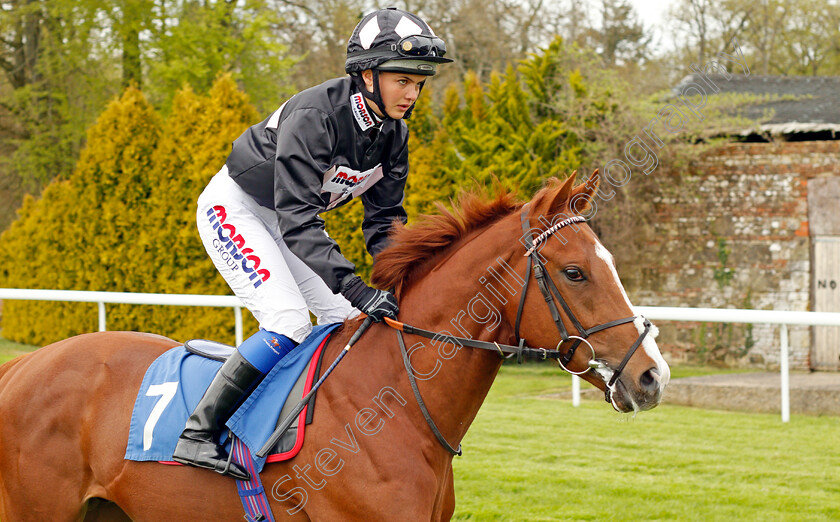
[
  {"x1": 352, "y1": 70, "x2": 425, "y2": 121},
  {"x1": 353, "y1": 70, "x2": 389, "y2": 121}
]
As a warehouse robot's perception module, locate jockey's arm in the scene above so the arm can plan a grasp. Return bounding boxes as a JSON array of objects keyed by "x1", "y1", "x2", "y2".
[
  {"x1": 361, "y1": 134, "x2": 408, "y2": 258},
  {"x1": 272, "y1": 108, "x2": 356, "y2": 294}
]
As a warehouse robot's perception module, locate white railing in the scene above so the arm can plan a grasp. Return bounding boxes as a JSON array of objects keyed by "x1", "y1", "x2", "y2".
[
  {"x1": 574, "y1": 306, "x2": 840, "y2": 422},
  {"x1": 0, "y1": 288, "x2": 244, "y2": 346},
  {"x1": 1, "y1": 289, "x2": 840, "y2": 422}
]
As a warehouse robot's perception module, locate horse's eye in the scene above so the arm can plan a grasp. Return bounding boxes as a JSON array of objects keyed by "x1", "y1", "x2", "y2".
[{"x1": 563, "y1": 267, "x2": 585, "y2": 281}]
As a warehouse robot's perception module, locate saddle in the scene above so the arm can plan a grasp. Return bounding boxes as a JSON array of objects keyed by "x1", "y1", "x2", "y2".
[
  {"x1": 183, "y1": 339, "x2": 327, "y2": 458},
  {"x1": 124, "y1": 323, "x2": 340, "y2": 469}
]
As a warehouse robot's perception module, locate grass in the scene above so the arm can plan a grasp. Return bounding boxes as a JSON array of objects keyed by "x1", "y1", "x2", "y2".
[
  {"x1": 0, "y1": 335, "x2": 38, "y2": 364},
  {"x1": 497, "y1": 361, "x2": 761, "y2": 393},
  {"x1": 1, "y1": 339, "x2": 836, "y2": 520},
  {"x1": 452, "y1": 364, "x2": 840, "y2": 521}
]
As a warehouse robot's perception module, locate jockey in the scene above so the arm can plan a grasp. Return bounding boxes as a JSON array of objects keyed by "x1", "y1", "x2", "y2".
[{"x1": 172, "y1": 7, "x2": 452, "y2": 480}]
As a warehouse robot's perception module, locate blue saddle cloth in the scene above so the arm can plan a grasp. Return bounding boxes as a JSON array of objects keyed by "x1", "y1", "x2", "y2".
[{"x1": 125, "y1": 323, "x2": 339, "y2": 472}]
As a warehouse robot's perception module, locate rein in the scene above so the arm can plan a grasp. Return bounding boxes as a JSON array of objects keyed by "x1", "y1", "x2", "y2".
[{"x1": 384, "y1": 204, "x2": 653, "y2": 456}]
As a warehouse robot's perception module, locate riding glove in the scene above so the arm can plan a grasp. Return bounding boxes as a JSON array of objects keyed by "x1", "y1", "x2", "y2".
[{"x1": 340, "y1": 275, "x2": 399, "y2": 322}]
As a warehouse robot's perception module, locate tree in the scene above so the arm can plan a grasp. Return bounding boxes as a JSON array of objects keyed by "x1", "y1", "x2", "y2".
[
  {"x1": 103, "y1": 0, "x2": 153, "y2": 89},
  {"x1": 592, "y1": 0, "x2": 650, "y2": 66},
  {"x1": 147, "y1": 0, "x2": 297, "y2": 113},
  {"x1": 271, "y1": 0, "x2": 364, "y2": 90},
  {"x1": 0, "y1": 76, "x2": 259, "y2": 345},
  {"x1": 406, "y1": 37, "x2": 629, "y2": 205},
  {"x1": 777, "y1": 0, "x2": 840, "y2": 75},
  {"x1": 667, "y1": 0, "x2": 840, "y2": 76},
  {"x1": 0, "y1": 0, "x2": 118, "y2": 192},
  {"x1": 411, "y1": 0, "x2": 572, "y2": 84},
  {"x1": 0, "y1": 85, "x2": 161, "y2": 345},
  {"x1": 138, "y1": 74, "x2": 260, "y2": 343},
  {"x1": 746, "y1": 0, "x2": 787, "y2": 75},
  {"x1": 0, "y1": 0, "x2": 295, "y2": 234}
]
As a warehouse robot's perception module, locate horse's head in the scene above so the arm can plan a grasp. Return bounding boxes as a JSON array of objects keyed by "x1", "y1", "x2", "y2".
[
  {"x1": 509, "y1": 171, "x2": 670, "y2": 412},
  {"x1": 372, "y1": 171, "x2": 669, "y2": 412}
]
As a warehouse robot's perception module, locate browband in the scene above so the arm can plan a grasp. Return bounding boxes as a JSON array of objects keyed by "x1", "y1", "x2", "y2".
[{"x1": 523, "y1": 215, "x2": 586, "y2": 257}]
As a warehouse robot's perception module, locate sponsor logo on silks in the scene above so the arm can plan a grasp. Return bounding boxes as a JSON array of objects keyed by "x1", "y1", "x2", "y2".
[
  {"x1": 350, "y1": 92, "x2": 378, "y2": 131},
  {"x1": 206, "y1": 206, "x2": 270, "y2": 289},
  {"x1": 321, "y1": 164, "x2": 383, "y2": 210}
]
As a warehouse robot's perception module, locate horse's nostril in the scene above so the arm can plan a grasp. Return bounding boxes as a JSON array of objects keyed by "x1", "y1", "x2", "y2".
[{"x1": 640, "y1": 367, "x2": 660, "y2": 392}]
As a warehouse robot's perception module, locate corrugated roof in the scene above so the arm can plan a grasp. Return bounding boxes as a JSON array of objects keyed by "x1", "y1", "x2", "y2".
[{"x1": 672, "y1": 74, "x2": 840, "y2": 137}]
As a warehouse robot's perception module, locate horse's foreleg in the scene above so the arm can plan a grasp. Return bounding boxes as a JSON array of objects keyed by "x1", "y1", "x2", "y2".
[
  {"x1": 433, "y1": 462, "x2": 456, "y2": 522},
  {"x1": 81, "y1": 498, "x2": 132, "y2": 521}
]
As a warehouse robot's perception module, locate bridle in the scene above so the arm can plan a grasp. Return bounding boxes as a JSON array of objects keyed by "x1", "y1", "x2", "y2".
[
  {"x1": 385, "y1": 204, "x2": 653, "y2": 456},
  {"x1": 515, "y1": 205, "x2": 652, "y2": 402}
]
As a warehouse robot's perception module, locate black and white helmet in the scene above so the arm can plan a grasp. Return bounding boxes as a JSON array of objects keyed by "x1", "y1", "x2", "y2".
[{"x1": 346, "y1": 7, "x2": 453, "y2": 77}]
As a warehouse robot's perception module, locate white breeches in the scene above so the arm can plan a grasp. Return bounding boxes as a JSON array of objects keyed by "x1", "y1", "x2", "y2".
[{"x1": 196, "y1": 168, "x2": 359, "y2": 343}]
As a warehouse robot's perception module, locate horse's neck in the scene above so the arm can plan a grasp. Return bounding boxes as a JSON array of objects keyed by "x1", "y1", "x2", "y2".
[{"x1": 395, "y1": 225, "x2": 519, "y2": 446}]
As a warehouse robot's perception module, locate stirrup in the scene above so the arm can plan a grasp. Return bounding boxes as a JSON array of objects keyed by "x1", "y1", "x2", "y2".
[{"x1": 220, "y1": 432, "x2": 250, "y2": 481}]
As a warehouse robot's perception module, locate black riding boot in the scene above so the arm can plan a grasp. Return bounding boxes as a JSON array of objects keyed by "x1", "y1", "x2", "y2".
[{"x1": 172, "y1": 350, "x2": 263, "y2": 480}]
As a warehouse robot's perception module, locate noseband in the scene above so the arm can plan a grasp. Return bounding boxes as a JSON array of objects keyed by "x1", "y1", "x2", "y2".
[
  {"x1": 386, "y1": 205, "x2": 653, "y2": 456},
  {"x1": 516, "y1": 204, "x2": 652, "y2": 404}
]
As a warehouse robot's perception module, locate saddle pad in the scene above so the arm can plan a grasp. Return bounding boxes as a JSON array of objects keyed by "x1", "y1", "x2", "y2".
[{"x1": 125, "y1": 323, "x2": 340, "y2": 469}]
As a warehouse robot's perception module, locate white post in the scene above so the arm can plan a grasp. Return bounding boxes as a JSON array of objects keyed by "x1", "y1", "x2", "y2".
[
  {"x1": 98, "y1": 301, "x2": 106, "y2": 332},
  {"x1": 572, "y1": 374, "x2": 581, "y2": 407},
  {"x1": 780, "y1": 324, "x2": 790, "y2": 423},
  {"x1": 234, "y1": 306, "x2": 243, "y2": 346}
]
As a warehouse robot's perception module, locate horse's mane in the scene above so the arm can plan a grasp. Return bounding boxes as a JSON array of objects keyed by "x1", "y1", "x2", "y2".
[{"x1": 371, "y1": 185, "x2": 525, "y2": 295}]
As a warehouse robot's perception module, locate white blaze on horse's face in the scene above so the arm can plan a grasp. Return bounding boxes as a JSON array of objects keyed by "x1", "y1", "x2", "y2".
[{"x1": 593, "y1": 240, "x2": 671, "y2": 390}]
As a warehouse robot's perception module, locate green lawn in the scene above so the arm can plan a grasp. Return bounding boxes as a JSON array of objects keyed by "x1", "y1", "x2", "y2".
[
  {"x1": 453, "y1": 365, "x2": 840, "y2": 521},
  {"x1": 0, "y1": 335, "x2": 38, "y2": 364},
  {"x1": 1, "y1": 340, "x2": 837, "y2": 520}
]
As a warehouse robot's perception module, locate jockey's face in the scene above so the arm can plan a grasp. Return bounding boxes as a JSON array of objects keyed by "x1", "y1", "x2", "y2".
[{"x1": 362, "y1": 70, "x2": 426, "y2": 119}]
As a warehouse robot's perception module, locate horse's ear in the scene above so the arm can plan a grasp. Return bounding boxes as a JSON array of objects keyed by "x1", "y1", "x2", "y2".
[
  {"x1": 531, "y1": 171, "x2": 578, "y2": 218},
  {"x1": 569, "y1": 169, "x2": 599, "y2": 214}
]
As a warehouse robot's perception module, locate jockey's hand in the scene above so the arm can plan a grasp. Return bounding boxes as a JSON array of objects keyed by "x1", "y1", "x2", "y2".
[{"x1": 340, "y1": 275, "x2": 399, "y2": 322}]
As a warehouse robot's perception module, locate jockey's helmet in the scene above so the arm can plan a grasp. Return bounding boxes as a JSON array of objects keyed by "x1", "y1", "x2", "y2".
[{"x1": 345, "y1": 7, "x2": 452, "y2": 77}]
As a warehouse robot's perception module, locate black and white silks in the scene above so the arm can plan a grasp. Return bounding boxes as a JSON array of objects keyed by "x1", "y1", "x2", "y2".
[{"x1": 225, "y1": 76, "x2": 409, "y2": 293}]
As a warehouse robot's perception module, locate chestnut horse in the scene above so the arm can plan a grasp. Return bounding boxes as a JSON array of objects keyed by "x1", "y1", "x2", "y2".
[{"x1": 0, "y1": 173, "x2": 669, "y2": 521}]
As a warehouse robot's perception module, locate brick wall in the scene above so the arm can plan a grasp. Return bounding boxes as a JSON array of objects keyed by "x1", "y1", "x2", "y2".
[{"x1": 623, "y1": 140, "x2": 840, "y2": 370}]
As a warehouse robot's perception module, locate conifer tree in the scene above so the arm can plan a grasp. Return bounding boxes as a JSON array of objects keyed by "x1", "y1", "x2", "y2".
[
  {"x1": 0, "y1": 87, "x2": 161, "y2": 344},
  {"x1": 1, "y1": 38, "x2": 640, "y2": 344},
  {"x1": 405, "y1": 88, "x2": 462, "y2": 220},
  {"x1": 0, "y1": 77, "x2": 260, "y2": 345},
  {"x1": 139, "y1": 75, "x2": 260, "y2": 344},
  {"x1": 406, "y1": 37, "x2": 586, "y2": 208}
]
